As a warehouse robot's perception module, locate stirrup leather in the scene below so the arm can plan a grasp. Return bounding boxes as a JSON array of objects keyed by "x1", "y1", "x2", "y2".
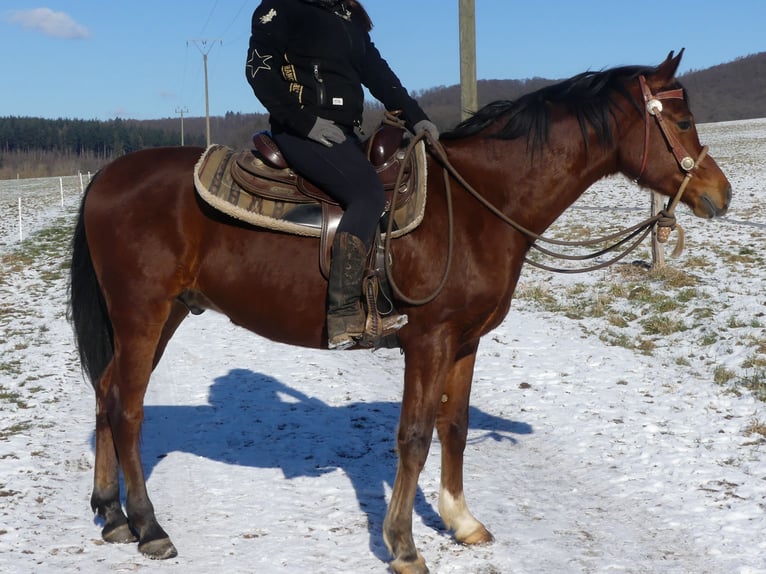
[{"x1": 358, "y1": 272, "x2": 408, "y2": 348}]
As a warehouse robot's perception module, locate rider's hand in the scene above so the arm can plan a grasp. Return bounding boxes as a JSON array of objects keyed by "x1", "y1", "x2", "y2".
[
  {"x1": 413, "y1": 119, "x2": 439, "y2": 141},
  {"x1": 308, "y1": 117, "x2": 347, "y2": 147}
]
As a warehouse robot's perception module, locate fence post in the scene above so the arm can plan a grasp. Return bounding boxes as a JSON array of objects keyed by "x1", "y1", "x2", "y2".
[{"x1": 650, "y1": 192, "x2": 665, "y2": 269}]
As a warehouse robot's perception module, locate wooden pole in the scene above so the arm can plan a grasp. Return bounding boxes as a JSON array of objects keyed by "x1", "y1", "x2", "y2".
[
  {"x1": 190, "y1": 39, "x2": 221, "y2": 148},
  {"x1": 650, "y1": 192, "x2": 665, "y2": 269},
  {"x1": 203, "y1": 52, "x2": 211, "y2": 147},
  {"x1": 459, "y1": 0, "x2": 477, "y2": 121}
]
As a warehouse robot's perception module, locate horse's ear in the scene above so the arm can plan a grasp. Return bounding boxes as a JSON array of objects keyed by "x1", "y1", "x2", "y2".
[{"x1": 655, "y1": 48, "x2": 685, "y2": 81}]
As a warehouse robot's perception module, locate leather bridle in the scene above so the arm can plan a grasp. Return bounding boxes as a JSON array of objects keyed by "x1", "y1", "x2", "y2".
[{"x1": 636, "y1": 75, "x2": 705, "y2": 181}]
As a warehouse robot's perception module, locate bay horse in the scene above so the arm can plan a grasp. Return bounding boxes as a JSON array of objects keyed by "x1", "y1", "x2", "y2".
[{"x1": 68, "y1": 51, "x2": 730, "y2": 573}]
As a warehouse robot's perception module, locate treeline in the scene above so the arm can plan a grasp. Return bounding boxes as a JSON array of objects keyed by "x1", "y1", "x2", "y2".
[
  {"x1": 3, "y1": 51, "x2": 765, "y2": 179},
  {"x1": 678, "y1": 52, "x2": 766, "y2": 123},
  {"x1": 0, "y1": 117, "x2": 208, "y2": 178}
]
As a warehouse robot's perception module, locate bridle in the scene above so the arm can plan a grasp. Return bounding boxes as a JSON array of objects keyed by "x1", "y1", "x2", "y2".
[
  {"x1": 383, "y1": 75, "x2": 710, "y2": 303},
  {"x1": 634, "y1": 74, "x2": 709, "y2": 243},
  {"x1": 637, "y1": 75, "x2": 702, "y2": 180}
]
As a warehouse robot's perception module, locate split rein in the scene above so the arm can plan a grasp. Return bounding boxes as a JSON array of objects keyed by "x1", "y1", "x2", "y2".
[{"x1": 383, "y1": 77, "x2": 707, "y2": 305}]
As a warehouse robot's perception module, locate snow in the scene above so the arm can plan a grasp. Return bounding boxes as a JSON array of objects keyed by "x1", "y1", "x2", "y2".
[{"x1": 1, "y1": 119, "x2": 765, "y2": 574}]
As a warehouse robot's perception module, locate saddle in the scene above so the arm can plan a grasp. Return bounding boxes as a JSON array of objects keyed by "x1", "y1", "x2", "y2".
[
  {"x1": 237, "y1": 122, "x2": 416, "y2": 211},
  {"x1": 194, "y1": 117, "x2": 427, "y2": 279}
]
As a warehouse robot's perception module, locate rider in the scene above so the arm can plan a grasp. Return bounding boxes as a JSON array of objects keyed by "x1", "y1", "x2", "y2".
[{"x1": 245, "y1": 0, "x2": 439, "y2": 350}]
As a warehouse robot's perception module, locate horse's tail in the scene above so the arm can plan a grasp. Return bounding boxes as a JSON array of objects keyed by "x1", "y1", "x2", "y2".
[{"x1": 68, "y1": 174, "x2": 114, "y2": 388}]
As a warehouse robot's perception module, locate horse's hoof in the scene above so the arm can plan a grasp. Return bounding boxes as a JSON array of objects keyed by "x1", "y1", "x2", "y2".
[
  {"x1": 102, "y1": 523, "x2": 137, "y2": 544},
  {"x1": 458, "y1": 526, "x2": 494, "y2": 546},
  {"x1": 138, "y1": 537, "x2": 178, "y2": 560},
  {"x1": 390, "y1": 553, "x2": 429, "y2": 574}
]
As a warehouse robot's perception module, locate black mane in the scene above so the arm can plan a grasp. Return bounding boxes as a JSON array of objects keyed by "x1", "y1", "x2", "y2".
[{"x1": 441, "y1": 64, "x2": 674, "y2": 151}]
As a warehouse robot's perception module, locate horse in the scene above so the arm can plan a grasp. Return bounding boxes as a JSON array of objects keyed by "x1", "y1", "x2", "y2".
[{"x1": 68, "y1": 51, "x2": 730, "y2": 574}]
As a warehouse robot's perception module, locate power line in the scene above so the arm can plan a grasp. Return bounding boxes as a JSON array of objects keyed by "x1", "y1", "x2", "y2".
[
  {"x1": 199, "y1": 0, "x2": 221, "y2": 36},
  {"x1": 218, "y1": 0, "x2": 250, "y2": 40}
]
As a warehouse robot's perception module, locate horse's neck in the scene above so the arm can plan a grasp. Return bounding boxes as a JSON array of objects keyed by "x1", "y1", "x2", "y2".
[{"x1": 450, "y1": 129, "x2": 617, "y2": 234}]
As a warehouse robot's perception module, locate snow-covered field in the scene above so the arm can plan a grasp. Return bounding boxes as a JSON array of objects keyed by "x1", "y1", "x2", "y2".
[{"x1": 1, "y1": 119, "x2": 765, "y2": 574}]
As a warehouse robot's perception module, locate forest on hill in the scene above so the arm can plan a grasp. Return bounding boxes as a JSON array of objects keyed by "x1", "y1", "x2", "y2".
[{"x1": 2, "y1": 52, "x2": 764, "y2": 179}]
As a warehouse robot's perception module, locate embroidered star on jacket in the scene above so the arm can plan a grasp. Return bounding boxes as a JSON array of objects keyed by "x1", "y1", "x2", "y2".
[
  {"x1": 259, "y1": 8, "x2": 277, "y2": 24},
  {"x1": 247, "y1": 49, "x2": 273, "y2": 79}
]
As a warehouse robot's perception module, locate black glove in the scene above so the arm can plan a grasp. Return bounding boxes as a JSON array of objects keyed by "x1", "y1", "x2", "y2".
[{"x1": 307, "y1": 117, "x2": 346, "y2": 147}]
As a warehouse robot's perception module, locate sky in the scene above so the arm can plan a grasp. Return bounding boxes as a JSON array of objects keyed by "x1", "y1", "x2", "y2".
[{"x1": 1, "y1": 1, "x2": 764, "y2": 121}]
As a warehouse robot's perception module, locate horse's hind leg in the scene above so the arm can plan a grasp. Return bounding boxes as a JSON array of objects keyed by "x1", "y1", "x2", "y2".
[
  {"x1": 435, "y1": 343, "x2": 493, "y2": 545},
  {"x1": 91, "y1": 302, "x2": 188, "y2": 549},
  {"x1": 106, "y1": 306, "x2": 178, "y2": 559},
  {"x1": 91, "y1": 360, "x2": 136, "y2": 544}
]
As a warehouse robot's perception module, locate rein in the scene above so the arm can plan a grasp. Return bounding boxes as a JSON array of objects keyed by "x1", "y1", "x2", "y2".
[{"x1": 383, "y1": 76, "x2": 707, "y2": 303}]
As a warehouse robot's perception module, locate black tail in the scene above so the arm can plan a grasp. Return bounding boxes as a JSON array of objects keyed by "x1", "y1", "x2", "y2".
[{"x1": 68, "y1": 175, "x2": 114, "y2": 387}]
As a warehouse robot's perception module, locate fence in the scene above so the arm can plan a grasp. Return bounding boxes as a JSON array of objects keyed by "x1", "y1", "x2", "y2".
[
  {"x1": 2, "y1": 171, "x2": 674, "y2": 266},
  {"x1": 0, "y1": 173, "x2": 91, "y2": 247}
]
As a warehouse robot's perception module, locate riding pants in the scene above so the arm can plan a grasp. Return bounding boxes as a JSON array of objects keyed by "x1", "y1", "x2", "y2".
[{"x1": 272, "y1": 130, "x2": 385, "y2": 250}]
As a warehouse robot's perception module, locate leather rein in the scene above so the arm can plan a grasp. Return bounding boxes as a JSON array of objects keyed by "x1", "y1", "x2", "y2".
[{"x1": 384, "y1": 76, "x2": 708, "y2": 305}]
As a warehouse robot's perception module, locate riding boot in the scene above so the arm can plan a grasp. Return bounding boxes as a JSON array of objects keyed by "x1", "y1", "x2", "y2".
[{"x1": 326, "y1": 232, "x2": 367, "y2": 350}]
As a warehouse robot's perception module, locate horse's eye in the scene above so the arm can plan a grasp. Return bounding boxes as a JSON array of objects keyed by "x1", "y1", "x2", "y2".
[{"x1": 677, "y1": 120, "x2": 692, "y2": 131}]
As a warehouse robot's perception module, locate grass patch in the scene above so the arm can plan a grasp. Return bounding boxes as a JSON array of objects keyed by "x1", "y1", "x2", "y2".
[
  {"x1": 744, "y1": 418, "x2": 766, "y2": 439},
  {"x1": 0, "y1": 359, "x2": 23, "y2": 377},
  {"x1": 640, "y1": 314, "x2": 688, "y2": 336},
  {"x1": 0, "y1": 384, "x2": 29, "y2": 409},
  {"x1": 737, "y1": 368, "x2": 766, "y2": 402},
  {"x1": 713, "y1": 365, "x2": 737, "y2": 385},
  {"x1": 0, "y1": 421, "x2": 32, "y2": 440}
]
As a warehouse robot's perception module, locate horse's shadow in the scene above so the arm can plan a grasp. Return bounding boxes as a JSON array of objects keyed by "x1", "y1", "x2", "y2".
[{"x1": 132, "y1": 369, "x2": 533, "y2": 562}]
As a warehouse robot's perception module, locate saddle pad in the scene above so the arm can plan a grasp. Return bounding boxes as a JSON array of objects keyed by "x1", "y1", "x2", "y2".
[{"x1": 193, "y1": 142, "x2": 428, "y2": 239}]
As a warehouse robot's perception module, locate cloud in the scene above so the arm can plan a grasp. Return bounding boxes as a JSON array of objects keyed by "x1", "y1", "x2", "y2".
[{"x1": 5, "y1": 8, "x2": 90, "y2": 39}]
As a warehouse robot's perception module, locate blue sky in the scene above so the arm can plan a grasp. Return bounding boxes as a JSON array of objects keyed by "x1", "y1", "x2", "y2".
[{"x1": 2, "y1": 1, "x2": 764, "y2": 121}]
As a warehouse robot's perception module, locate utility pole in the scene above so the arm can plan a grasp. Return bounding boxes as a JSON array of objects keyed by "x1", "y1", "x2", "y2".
[
  {"x1": 175, "y1": 106, "x2": 189, "y2": 146},
  {"x1": 189, "y1": 38, "x2": 221, "y2": 147},
  {"x1": 459, "y1": 0, "x2": 477, "y2": 121}
]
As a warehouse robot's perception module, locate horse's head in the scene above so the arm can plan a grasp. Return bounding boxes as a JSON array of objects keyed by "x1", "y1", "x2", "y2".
[{"x1": 617, "y1": 50, "x2": 731, "y2": 218}]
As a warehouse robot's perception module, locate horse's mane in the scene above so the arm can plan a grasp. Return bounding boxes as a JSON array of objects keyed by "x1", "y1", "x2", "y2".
[{"x1": 441, "y1": 63, "x2": 676, "y2": 151}]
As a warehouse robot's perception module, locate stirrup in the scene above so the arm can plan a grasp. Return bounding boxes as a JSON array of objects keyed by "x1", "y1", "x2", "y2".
[{"x1": 380, "y1": 312, "x2": 408, "y2": 335}]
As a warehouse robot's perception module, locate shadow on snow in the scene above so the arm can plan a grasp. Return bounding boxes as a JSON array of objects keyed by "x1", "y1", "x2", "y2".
[{"x1": 97, "y1": 368, "x2": 533, "y2": 562}]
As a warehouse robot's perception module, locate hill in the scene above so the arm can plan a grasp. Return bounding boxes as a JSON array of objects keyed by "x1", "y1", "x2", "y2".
[
  {"x1": 416, "y1": 51, "x2": 766, "y2": 128},
  {"x1": 679, "y1": 52, "x2": 766, "y2": 122}
]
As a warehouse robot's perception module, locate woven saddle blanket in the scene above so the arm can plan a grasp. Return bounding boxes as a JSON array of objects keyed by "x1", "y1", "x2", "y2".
[{"x1": 193, "y1": 137, "x2": 427, "y2": 239}]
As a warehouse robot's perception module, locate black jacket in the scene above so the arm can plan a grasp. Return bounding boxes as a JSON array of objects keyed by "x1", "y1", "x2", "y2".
[{"x1": 245, "y1": 0, "x2": 428, "y2": 137}]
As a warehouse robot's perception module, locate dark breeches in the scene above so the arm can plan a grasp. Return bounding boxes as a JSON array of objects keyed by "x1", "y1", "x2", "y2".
[{"x1": 273, "y1": 130, "x2": 385, "y2": 249}]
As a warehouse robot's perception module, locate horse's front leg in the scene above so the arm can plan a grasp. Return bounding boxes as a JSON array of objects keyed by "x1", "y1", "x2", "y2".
[
  {"x1": 91, "y1": 361, "x2": 136, "y2": 544},
  {"x1": 384, "y1": 333, "x2": 455, "y2": 574},
  {"x1": 435, "y1": 343, "x2": 493, "y2": 545}
]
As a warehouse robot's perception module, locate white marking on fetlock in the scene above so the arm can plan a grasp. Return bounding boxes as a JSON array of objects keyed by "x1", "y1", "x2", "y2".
[{"x1": 438, "y1": 489, "x2": 486, "y2": 543}]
